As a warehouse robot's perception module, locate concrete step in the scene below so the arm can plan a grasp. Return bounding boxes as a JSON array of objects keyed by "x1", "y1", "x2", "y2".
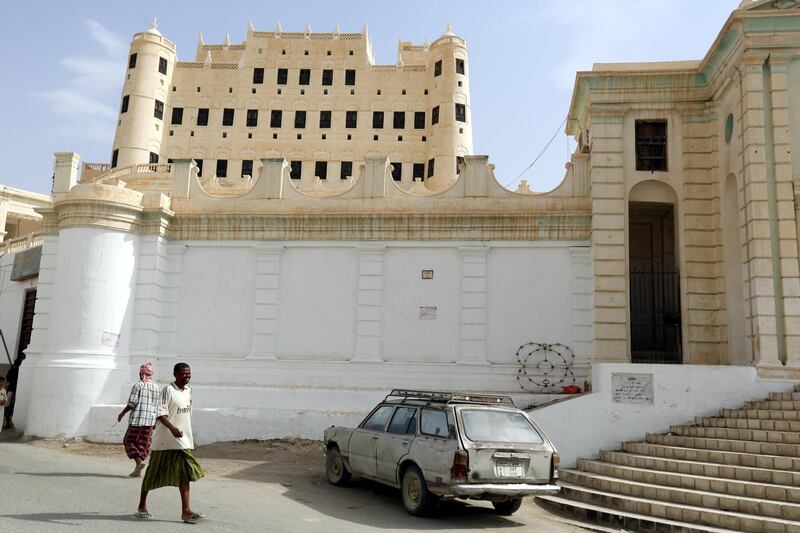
[
  {"x1": 604, "y1": 449, "x2": 800, "y2": 486},
  {"x1": 625, "y1": 441, "x2": 800, "y2": 470},
  {"x1": 672, "y1": 425, "x2": 800, "y2": 445},
  {"x1": 555, "y1": 481, "x2": 800, "y2": 533},
  {"x1": 537, "y1": 493, "x2": 734, "y2": 533},
  {"x1": 578, "y1": 458, "x2": 800, "y2": 503},
  {"x1": 770, "y1": 392, "x2": 800, "y2": 401},
  {"x1": 563, "y1": 468, "x2": 800, "y2": 521},
  {"x1": 745, "y1": 400, "x2": 800, "y2": 410},
  {"x1": 699, "y1": 416, "x2": 800, "y2": 432},
  {"x1": 646, "y1": 433, "x2": 800, "y2": 458},
  {"x1": 721, "y1": 408, "x2": 800, "y2": 421}
]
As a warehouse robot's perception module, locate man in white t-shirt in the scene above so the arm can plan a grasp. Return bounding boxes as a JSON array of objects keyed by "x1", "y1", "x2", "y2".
[{"x1": 136, "y1": 363, "x2": 205, "y2": 524}]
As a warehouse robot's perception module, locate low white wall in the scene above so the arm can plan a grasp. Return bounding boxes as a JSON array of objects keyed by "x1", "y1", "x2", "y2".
[{"x1": 529, "y1": 363, "x2": 796, "y2": 468}]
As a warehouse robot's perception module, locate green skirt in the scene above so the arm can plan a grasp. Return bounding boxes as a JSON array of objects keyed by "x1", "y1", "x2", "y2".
[{"x1": 141, "y1": 449, "x2": 204, "y2": 491}]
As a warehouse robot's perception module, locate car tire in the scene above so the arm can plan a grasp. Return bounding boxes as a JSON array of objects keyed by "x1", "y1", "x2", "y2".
[
  {"x1": 325, "y1": 446, "x2": 351, "y2": 486},
  {"x1": 401, "y1": 465, "x2": 437, "y2": 516},
  {"x1": 492, "y1": 497, "x2": 524, "y2": 515}
]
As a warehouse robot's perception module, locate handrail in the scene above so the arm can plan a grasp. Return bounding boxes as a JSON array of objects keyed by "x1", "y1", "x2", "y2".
[{"x1": 0, "y1": 232, "x2": 43, "y2": 256}]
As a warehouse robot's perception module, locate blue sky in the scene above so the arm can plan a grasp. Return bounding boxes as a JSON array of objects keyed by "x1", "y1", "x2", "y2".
[{"x1": 0, "y1": 1, "x2": 738, "y2": 194}]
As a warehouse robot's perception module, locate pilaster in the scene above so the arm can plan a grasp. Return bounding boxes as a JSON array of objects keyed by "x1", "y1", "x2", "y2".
[
  {"x1": 459, "y1": 245, "x2": 489, "y2": 364},
  {"x1": 129, "y1": 235, "x2": 168, "y2": 358},
  {"x1": 159, "y1": 243, "x2": 187, "y2": 357},
  {"x1": 569, "y1": 246, "x2": 594, "y2": 379},
  {"x1": 352, "y1": 244, "x2": 385, "y2": 362},
  {"x1": 249, "y1": 245, "x2": 283, "y2": 359}
]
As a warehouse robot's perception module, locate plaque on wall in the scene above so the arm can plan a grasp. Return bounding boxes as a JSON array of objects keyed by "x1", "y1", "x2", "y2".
[
  {"x1": 611, "y1": 373, "x2": 654, "y2": 404},
  {"x1": 10, "y1": 245, "x2": 42, "y2": 281}
]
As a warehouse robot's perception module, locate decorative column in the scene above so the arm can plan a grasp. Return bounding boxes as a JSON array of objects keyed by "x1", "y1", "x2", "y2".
[
  {"x1": 129, "y1": 235, "x2": 168, "y2": 359},
  {"x1": 249, "y1": 245, "x2": 283, "y2": 359},
  {"x1": 352, "y1": 244, "x2": 385, "y2": 362},
  {"x1": 459, "y1": 246, "x2": 489, "y2": 364},
  {"x1": 569, "y1": 246, "x2": 594, "y2": 380},
  {"x1": 159, "y1": 243, "x2": 187, "y2": 357}
]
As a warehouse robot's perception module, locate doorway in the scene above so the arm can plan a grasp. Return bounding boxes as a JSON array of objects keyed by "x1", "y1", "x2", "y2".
[{"x1": 629, "y1": 202, "x2": 682, "y2": 364}]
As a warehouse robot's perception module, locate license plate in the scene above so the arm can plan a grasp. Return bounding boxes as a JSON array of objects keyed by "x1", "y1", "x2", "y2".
[{"x1": 496, "y1": 464, "x2": 525, "y2": 477}]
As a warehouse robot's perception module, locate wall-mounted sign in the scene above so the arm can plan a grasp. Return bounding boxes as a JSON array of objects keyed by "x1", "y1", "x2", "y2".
[
  {"x1": 611, "y1": 373, "x2": 654, "y2": 404},
  {"x1": 421, "y1": 269, "x2": 434, "y2": 279},
  {"x1": 101, "y1": 331, "x2": 120, "y2": 347},
  {"x1": 419, "y1": 306, "x2": 437, "y2": 320},
  {"x1": 10, "y1": 245, "x2": 42, "y2": 281}
]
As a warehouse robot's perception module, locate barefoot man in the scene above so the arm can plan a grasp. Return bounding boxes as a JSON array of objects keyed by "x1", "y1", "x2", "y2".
[
  {"x1": 118, "y1": 362, "x2": 160, "y2": 477},
  {"x1": 137, "y1": 362, "x2": 205, "y2": 524}
]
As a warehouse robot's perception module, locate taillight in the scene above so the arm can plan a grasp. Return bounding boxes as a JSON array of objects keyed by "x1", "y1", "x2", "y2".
[
  {"x1": 452, "y1": 450, "x2": 469, "y2": 481},
  {"x1": 550, "y1": 452, "x2": 560, "y2": 483}
]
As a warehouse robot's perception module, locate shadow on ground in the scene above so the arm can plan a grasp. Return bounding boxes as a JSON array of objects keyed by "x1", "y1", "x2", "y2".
[
  {"x1": 194, "y1": 439, "x2": 526, "y2": 530},
  {"x1": 0, "y1": 512, "x2": 172, "y2": 525}
]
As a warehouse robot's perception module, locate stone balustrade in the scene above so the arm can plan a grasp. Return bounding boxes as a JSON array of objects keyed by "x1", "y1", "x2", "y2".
[{"x1": 0, "y1": 231, "x2": 43, "y2": 256}]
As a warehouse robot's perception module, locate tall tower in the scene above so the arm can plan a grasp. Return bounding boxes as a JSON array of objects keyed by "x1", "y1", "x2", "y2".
[
  {"x1": 425, "y1": 23, "x2": 473, "y2": 191},
  {"x1": 111, "y1": 19, "x2": 176, "y2": 168}
]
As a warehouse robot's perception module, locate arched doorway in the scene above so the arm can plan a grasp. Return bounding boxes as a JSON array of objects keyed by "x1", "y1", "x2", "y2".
[{"x1": 628, "y1": 181, "x2": 682, "y2": 364}]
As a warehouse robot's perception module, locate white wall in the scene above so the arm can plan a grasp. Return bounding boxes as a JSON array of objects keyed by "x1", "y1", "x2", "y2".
[
  {"x1": 529, "y1": 363, "x2": 795, "y2": 468},
  {"x1": 0, "y1": 251, "x2": 37, "y2": 372}
]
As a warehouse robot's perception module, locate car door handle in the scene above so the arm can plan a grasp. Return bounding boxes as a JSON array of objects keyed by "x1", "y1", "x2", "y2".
[
  {"x1": 371, "y1": 435, "x2": 379, "y2": 440},
  {"x1": 401, "y1": 440, "x2": 409, "y2": 445}
]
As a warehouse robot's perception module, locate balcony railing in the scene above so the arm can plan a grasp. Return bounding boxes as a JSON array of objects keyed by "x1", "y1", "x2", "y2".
[{"x1": 0, "y1": 232, "x2": 43, "y2": 257}]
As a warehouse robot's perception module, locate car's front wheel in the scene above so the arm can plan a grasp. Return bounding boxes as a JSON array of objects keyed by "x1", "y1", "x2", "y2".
[
  {"x1": 492, "y1": 497, "x2": 524, "y2": 515},
  {"x1": 401, "y1": 465, "x2": 437, "y2": 516},
  {"x1": 325, "y1": 446, "x2": 351, "y2": 486}
]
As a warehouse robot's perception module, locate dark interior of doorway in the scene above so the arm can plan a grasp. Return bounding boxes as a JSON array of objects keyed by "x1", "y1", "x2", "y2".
[{"x1": 629, "y1": 202, "x2": 682, "y2": 364}]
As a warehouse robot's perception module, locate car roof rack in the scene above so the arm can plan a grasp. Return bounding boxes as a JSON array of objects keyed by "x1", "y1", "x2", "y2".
[{"x1": 385, "y1": 389, "x2": 516, "y2": 407}]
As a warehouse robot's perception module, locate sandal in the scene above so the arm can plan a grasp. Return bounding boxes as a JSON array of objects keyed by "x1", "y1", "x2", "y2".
[
  {"x1": 135, "y1": 510, "x2": 152, "y2": 519},
  {"x1": 182, "y1": 512, "x2": 205, "y2": 524}
]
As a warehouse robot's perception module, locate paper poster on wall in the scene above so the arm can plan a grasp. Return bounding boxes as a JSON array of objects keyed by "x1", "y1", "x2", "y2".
[
  {"x1": 101, "y1": 331, "x2": 120, "y2": 347},
  {"x1": 419, "y1": 306, "x2": 437, "y2": 320},
  {"x1": 611, "y1": 373, "x2": 654, "y2": 404}
]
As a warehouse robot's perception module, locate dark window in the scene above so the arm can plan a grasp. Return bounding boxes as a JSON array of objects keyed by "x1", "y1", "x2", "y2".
[
  {"x1": 322, "y1": 69, "x2": 333, "y2": 86},
  {"x1": 153, "y1": 100, "x2": 164, "y2": 120},
  {"x1": 363, "y1": 405, "x2": 394, "y2": 432},
  {"x1": 120, "y1": 95, "x2": 129, "y2": 113},
  {"x1": 413, "y1": 163, "x2": 425, "y2": 180},
  {"x1": 158, "y1": 57, "x2": 168, "y2": 75},
  {"x1": 111, "y1": 149, "x2": 119, "y2": 168},
  {"x1": 319, "y1": 110, "x2": 332, "y2": 129},
  {"x1": 635, "y1": 120, "x2": 668, "y2": 171},
  {"x1": 346, "y1": 111, "x2": 357, "y2": 128},
  {"x1": 372, "y1": 111, "x2": 384, "y2": 129},
  {"x1": 290, "y1": 160, "x2": 302, "y2": 179},
  {"x1": 270, "y1": 110, "x2": 282, "y2": 128},
  {"x1": 340, "y1": 161, "x2": 352, "y2": 179},
  {"x1": 197, "y1": 108, "x2": 209, "y2": 126},
  {"x1": 434, "y1": 60, "x2": 442, "y2": 77},
  {"x1": 222, "y1": 108, "x2": 235, "y2": 126},
  {"x1": 242, "y1": 159, "x2": 253, "y2": 177},
  {"x1": 393, "y1": 111, "x2": 405, "y2": 129},
  {"x1": 455, "y1": 103, "x2": 466, "y2": 123},
  {"x1": 294, "y1": 111, "x2": 306, "y2": 128},
  {"x1": 431, "y1": 106, "x2": 439, "y2": 125},
  {"x1": 345, "y1": 69, "x2": 356, "y2": 86},
  {"x1": 388, "y1": 407, "x2": 417, "y2": 435},
  {"x1": 149, "y1": 152, "x2": 158, "y2": 164},
  {"x1": 128, "y1": 53, "x2": 137, "y2": 69},
  {"x1": 315, "y1": 161, "x2": 328, "y2": 179},
  {"x1": 414, "y1": 111, "x2": 425, "y2": 129},
  {"x1": 277, "y1": 68, "x2": 288, "y2": 85},
  {"x1": 420, "y1": 409, "x2": 450, "y2": 438},
  {"x1": 456, "y1": 156, "x2": 465, "y2": 174},
  {"x1": 195, "y1": 159, "x2": 203, "y2": 177},
  {"x1": 456, "y1": 58, "x2": 465, "y2": 75},
  {"x1": 216, "y1": 159, "x2": 228, "y2": 177},
  {"x1": 299, "y1": 69, "x2": 310, "y2": 85},
  {"x1": 246, "y1": 109, "x2": 258, "y2": 127},
  {"x1": 391, "y1": 162, "x2": 402, "y2": 181},
  {"x1": 171, "y1": 107, "x2": 183, "y2": 125},
  {"x1": 427, "y1": 158, "x2": 435, "y2": 178},
  {"x1": 253, "y1": 67, "x2": 264, "y2": 84}
]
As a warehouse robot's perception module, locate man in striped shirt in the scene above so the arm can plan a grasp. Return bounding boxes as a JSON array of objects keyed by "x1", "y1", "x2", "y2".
[{"x1": 118, "y1": 362, "x2": 160, "y2": 477}]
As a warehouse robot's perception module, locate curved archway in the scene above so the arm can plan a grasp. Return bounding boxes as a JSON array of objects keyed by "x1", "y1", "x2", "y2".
[{"x1": 628, "y1": 180, "x2": 682, "y2": 364}]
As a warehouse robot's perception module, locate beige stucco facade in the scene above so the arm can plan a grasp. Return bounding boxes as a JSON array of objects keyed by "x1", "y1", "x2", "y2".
[{"x1": 0, "y1": 186, "x2": 49, "y2": 245}]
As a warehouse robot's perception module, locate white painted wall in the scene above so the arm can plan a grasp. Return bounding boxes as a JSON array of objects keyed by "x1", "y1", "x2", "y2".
[
  {"x1": 0, "y1": 251, "x2": 37, "y2": 373},
  {"x1": 529, "y1": 363, "x2": 795, "y2": 468}
]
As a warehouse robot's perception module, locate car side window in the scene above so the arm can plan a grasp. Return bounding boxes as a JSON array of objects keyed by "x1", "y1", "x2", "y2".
[
  {"x1": 421, "y1": 409, "x2": 450, "y2": 438},
  {"x1": 387, "y1": 407, "x2": 417, "y2": 435},
  {"x1": 362, "y1": 405, "x2": 394, "y2": 432}
]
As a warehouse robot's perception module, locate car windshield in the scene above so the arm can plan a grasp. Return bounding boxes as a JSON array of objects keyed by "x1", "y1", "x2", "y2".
[{"x1": 460, "y1": 409, "x2": 543, "y2": 444}]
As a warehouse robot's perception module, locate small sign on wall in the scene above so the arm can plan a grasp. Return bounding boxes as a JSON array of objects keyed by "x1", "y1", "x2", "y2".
[
  {"x1": 611, "y1": 373, "x2": 654, "y2": 404},
  {"x1": 419, "y1": 306, "x2": 437, "y2": 320},
  {"x1": 421, "y1": 269, "x2": 434, "y2": 279},
  {"x1": 101, "y1": 331, "x2": 120, "y2": 347}
]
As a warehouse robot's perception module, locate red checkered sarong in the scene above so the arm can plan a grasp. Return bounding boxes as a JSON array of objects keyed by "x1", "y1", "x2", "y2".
[{"x1": 123, "y1": 425, "x2": 154, "y2": 461}]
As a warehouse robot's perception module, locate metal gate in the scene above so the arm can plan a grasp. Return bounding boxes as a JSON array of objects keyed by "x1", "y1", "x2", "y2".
[
  {"x1": 17, "y1": 289, "x2": 37, "y2": 360},
  {"x1": 630, "y1": 265, "x2": 682, "y2": 364}
]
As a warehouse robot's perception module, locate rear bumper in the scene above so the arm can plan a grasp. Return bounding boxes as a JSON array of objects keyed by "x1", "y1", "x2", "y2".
[{"x1": 450, "y1": 483, "x2": 561, "y2": 497}]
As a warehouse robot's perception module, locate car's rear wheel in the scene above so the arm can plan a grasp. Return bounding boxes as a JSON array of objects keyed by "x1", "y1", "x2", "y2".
[
  {"x1": 401, "y1": 465, "x2": 437, "y2": 516},
  {"x1": 492, "y1": 497, "x2": 524, "y2": 515},
  {"x1": 325, "y1": 446, "x2": 351, "y2": 486}
]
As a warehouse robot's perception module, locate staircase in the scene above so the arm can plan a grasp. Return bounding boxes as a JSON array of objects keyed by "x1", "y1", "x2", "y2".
[{"x1": 538, "y1": 384, "x2": 800, "y2": 532}]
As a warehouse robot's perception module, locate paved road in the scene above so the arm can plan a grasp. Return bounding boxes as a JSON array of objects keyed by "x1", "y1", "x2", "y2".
[{"x1": 0, "y1": 439, "x2": 587, "y2": 532}]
